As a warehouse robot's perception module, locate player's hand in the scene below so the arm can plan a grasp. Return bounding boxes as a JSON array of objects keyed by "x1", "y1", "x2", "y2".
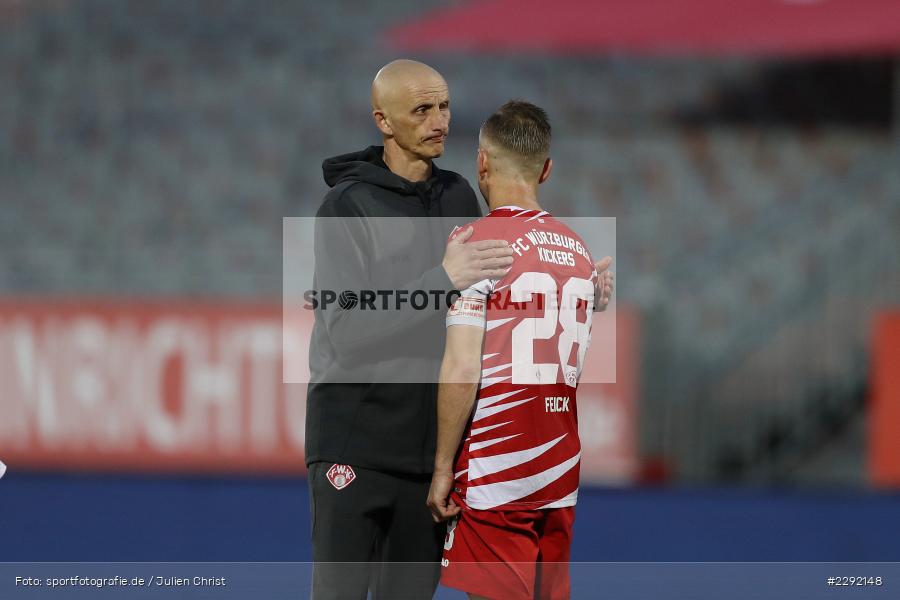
[
  {"x1": 442, "y1": 226, "x2": 513, "y2": 290},
  {"x1": 427, "y1": 471, "x2": 461, "y2": 523},
  {"x1": 594, "y1": 256, "x2": 615, "y2": 312}
]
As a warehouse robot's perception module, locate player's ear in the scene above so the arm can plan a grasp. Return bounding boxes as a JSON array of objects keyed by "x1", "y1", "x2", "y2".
[
  {"x1": 538, "y1": 157, "x2": 553, "y2": 184},
  {"x1": 373, "y1": 109, "x2": 393, "y2": 137},
  {"x1": 477, "y1": 148, "x2": 488, "y2": 179}
]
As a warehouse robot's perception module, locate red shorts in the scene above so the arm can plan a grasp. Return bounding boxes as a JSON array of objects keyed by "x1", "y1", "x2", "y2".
[{"x1": 441, "y1": 506, "x2": 574, "y2": 600}]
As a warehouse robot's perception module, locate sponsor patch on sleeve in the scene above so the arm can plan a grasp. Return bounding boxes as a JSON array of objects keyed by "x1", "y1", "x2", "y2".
[{"x1": 446, "y1": 294, "x2": 487, "y2": 328}]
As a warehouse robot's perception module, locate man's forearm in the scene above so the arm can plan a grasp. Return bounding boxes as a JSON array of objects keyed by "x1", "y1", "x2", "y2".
[{"x1": 435, "y1": 375, "x2": 479, "y2": 473}]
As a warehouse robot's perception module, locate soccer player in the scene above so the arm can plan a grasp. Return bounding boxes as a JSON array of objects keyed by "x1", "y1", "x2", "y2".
[{"x1": 427, "y1": 101, "x2": 597, "y2": 600}]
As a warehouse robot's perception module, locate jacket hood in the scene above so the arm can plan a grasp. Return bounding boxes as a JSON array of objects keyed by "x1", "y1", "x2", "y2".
[{"x1": 322, "y1": 146, "x2": 441, "y2": 198}]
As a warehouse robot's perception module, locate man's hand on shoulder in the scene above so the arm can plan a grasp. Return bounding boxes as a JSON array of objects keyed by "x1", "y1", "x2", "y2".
[
  {"x1": 442, "y1": 226, "x2": 514, "y2": 290},
  {"x1": 594, "y1": 256, "x2": 615, "y2": 312}
]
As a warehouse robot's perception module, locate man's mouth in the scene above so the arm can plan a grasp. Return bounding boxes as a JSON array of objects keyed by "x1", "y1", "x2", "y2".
[{"x1": 426, "y1": 135, "x2": 446, "y2": 143}]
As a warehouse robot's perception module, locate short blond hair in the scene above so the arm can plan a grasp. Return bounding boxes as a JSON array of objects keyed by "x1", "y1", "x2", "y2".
[{"x1": 480, "y1": 100, "x2": 551, "y2": 175}]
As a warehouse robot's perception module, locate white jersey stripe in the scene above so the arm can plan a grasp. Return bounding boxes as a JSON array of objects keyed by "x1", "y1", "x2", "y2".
[
  {"x1": 480, "y1": 375, "x2": 511, "y2": 388},
  {"x1": 482, "y1": 362, "x2": 512, "y2": 377},
  {"x1": 486, "y1": 317, "x2": 515, "y2": 331},
  {"x1": 469, "y1": 433, "x2": 523, "y2": 452},
  {"x1": 477, "y1": 389, "x2": 525, "y2": 409},
  {"x1": 469, "y1": 420, "x2": 513, "y2": 437},
  {"x1": 465, "y1": 452, "x2": 581, "y2": 510},
  {"x1": 473, "y1": 397, "x2": 535, "y2": 422},
  {"x1": 538, "y1": 490, "x2": 579, "y2": 509},
  {"x1": 468, "y1": 434, "x2": 567, "y2": 481}
]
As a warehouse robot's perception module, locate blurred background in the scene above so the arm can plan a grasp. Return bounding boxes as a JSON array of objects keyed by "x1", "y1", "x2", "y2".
[{"x1": 1, "y1": 0, "x2": 899, "y2": 565}]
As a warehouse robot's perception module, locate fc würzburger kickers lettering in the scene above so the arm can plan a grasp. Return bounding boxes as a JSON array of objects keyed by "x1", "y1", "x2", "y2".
[{"x1": 507, "y1": 227, "x2": 591, "y2": 265}]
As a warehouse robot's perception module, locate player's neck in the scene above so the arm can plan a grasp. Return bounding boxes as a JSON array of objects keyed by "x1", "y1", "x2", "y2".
[
  {"x1": 487, "y1": 181, "x2": 542, "y2": 213},
  {"x1": 382, "y1": 141, "x2": 432, "y2": 182}
]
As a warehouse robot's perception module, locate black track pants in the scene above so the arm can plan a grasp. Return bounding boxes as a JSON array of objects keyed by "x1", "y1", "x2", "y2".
[{"x1": 308, "y1": 461, "x2": 445, "y2": 600}]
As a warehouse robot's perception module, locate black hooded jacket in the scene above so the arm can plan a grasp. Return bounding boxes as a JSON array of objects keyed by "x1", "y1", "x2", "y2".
[{"x1": 305, "y1": 146, "x2": 482, "y2": 474}]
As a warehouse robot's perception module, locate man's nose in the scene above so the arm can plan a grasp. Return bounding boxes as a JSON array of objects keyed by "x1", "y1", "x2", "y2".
[{"x1": 428, "y1": 110, "x2": 449, "y2": 132}]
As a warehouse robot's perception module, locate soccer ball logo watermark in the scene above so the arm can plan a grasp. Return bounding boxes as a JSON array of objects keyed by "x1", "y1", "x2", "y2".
[{"x1": 338, "y1": 291, "x2": 359, "y2": 310}]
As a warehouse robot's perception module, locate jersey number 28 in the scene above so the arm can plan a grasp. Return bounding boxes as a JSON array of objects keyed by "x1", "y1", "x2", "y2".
[{"x1": 509, "y1": 272, "x2": 593, "y2": 387}]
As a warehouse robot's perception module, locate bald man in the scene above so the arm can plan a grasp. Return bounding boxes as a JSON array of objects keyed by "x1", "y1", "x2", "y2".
[
  {"x1": 306, "y1": 59, "x2": 515, "y2": 600},
  {"x1": 370, "y1": 59, "x2": 452, "y2": 180}
]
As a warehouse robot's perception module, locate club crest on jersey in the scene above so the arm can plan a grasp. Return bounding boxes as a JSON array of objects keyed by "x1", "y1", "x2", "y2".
[{"x1": 326, "y1": 464, "x2": 356, "y2": 490}]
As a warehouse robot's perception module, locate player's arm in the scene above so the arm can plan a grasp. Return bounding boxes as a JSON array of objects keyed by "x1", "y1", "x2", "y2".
[
  {"x1": 427, "y1": 323, "x2": 484, "y2": 522},
  {"x1": 427, "y1": 287, "x2": 489, "y2": 522},
  {"x1": 435, "y1": 324, "x2": 484, "y2": 468}
]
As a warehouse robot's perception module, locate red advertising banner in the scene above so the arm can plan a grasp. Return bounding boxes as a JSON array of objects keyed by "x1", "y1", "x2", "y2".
[
  {"x1": 0, "y1": 299, "x2": 308, "y2": 474},
  {"x1": 0, "y1": 299, "x2": 639, "y2": 482},
  {"x1": 870, "y1": 311, "x2": 900, "y2": 487},
  {"x1": 578, "y1": 307, "x2": 639, "y2": 483}
]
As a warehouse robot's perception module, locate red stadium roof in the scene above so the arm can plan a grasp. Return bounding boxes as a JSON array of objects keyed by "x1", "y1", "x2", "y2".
[{"x1": 387, "y1": 0, "x2": 900, "y2": 57}]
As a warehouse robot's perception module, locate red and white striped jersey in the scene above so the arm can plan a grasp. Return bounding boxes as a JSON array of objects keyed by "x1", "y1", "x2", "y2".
[{"x1": 446, "y1": 206, "x2": 597, "y2": 511}]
